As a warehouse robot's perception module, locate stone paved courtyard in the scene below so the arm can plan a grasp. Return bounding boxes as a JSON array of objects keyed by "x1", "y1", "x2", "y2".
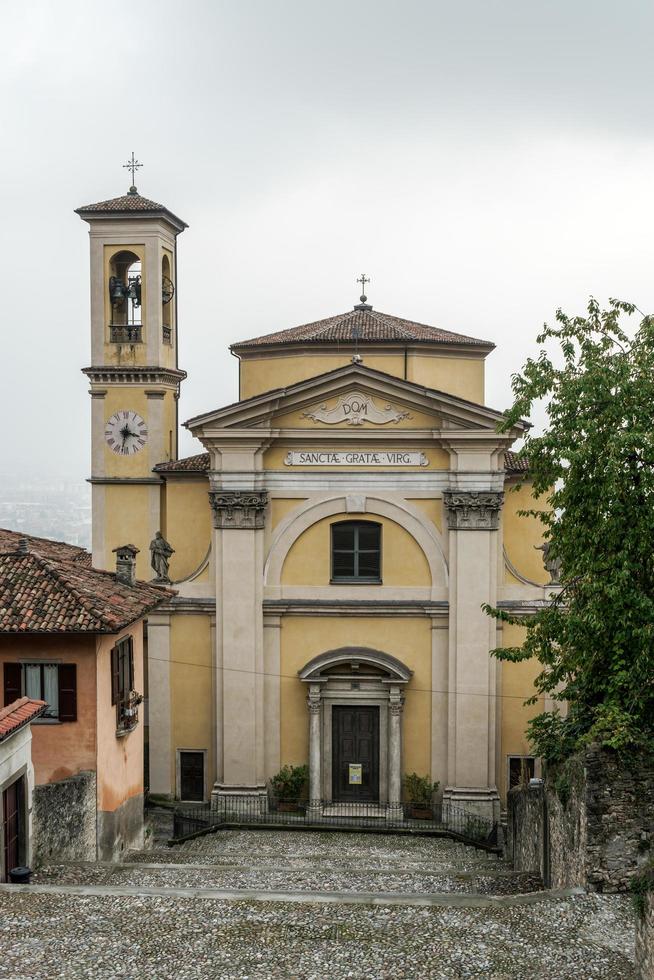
[{"x1": 0, "y1": 829, "x2": 637, "y2": 979}]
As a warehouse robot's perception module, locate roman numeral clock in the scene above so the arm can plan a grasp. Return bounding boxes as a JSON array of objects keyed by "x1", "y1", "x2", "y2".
[{"x1": 105, "y1": 410, "x2": 148, "y2": 456}]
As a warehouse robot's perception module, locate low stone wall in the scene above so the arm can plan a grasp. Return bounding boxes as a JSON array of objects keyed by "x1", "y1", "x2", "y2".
[
  {"x1": 32, "y1": 770, "x2": 96, "y2": 865},
  {"x1": 506, "y1": 783, "x2": 547, "y2": 882},
  {"x1": 636, "y1": 889, "x2": 653, "y2": 980},
  {"x1": 97, "y1": 793, "x2": 144, "y2": 861},
  {"x1": 508, "y1": 747, "x2": 653, "y2": 892}
]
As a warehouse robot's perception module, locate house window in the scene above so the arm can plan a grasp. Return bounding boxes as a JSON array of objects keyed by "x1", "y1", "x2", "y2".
[
  {"x1": 111, "y1": 637, "x2": 138, "y2": 734},
  {"x1": 331, "y1": 521, "x2": 381, "y2": 582},
  {"x1": 3, "y1": 662, "x2": 77, "y2": 722},
  {"x1": 508, "y1": 755, "x2": 535, "y2": 789}
]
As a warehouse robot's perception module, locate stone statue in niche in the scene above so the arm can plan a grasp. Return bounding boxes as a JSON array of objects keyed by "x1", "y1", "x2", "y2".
[
  {"x1": 535, "y1": 541, "x2": 562, "y2": 585},
  {"x1": 150, "y1": 532, "x2": 174, "y2": 583}
]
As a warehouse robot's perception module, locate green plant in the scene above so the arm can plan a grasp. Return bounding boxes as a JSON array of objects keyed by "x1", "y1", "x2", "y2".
[
  {"x1": 485, "y1": 298, "x2": 654, "y2": 764},
  {"x1": 269, "y1": 764, "x2": 309, "y2": 801},
  {"x1": 403, "y1": 772, "x2": 439, "y2": 805}
]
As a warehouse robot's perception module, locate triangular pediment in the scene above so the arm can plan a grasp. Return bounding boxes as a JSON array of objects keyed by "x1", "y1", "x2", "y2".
[{"x1": 185, "y1": 364, "x2": 525, "y2": 435}]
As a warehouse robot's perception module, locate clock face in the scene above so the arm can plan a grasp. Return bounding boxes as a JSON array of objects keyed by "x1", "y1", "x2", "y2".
[{"x1": 105, "y1": 410, "x2": 148, "y2": 456}]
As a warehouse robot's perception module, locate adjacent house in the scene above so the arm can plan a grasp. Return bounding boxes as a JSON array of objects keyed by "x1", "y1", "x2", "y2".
[
  {"x1": 0, "y1": 530, "x2": 169, "y2": 861},
  {"x1": 0, "y1": 696, "x2": 46, "y2": 881}
]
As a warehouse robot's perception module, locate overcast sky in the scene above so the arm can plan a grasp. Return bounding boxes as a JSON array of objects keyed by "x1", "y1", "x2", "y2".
[{"x1": 2, "y1": 0, "x2": 653, "y2": 482}]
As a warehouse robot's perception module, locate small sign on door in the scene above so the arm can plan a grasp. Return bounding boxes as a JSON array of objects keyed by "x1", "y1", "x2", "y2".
[{"x1": 348, "y1": 763, "x2": 362, "y2": 785}]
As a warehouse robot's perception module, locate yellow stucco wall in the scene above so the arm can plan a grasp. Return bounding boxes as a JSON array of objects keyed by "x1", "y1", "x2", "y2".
[
  {"x1": 271, "y1": 498, "x2": 307, "y2": 530},
  {"x1": 406, "y1": 354, "x2": 485, "y2": 403},
  {"x1": 239, "y1": 349, "x2": 487, "y2": 404},
  {"x1": 170, "y1": 615, "x2": 214, "y2": 792},
  {"x1": 104, "y1": 483, "x2": 156, "y2": 581},
  {"x1": 164, "y1": 478, "x2": 212, "y2": 581},
  {"x1": 499, "y1": 622, "x2": 544, "y2": 799},
  {"x1": 239, "y1": 353, "x2": 406, "y2": 399},
  {"x1": 407, "y1": 498, "x2": 442, "y2": 532},
  {"x1": 281, "y1": 514, "x2": 431, "y2": 587},
  {"x1": 503, "y1": 481, "x2": 549, "y2": 585},
  {"x1": 279, "y1": 616, "x2": 432, "y2": 781}
]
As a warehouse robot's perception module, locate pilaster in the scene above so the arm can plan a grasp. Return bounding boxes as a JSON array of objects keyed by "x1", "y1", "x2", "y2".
[
  {"x1": 147, "y1": 612, "x2": 173, "y2": 797},
  {"x1": 444, "y1": 483, "x2": 503, "y2": 822},
  {"x1": 210, "y1": 483, "x2": 268, "y2": 800}
]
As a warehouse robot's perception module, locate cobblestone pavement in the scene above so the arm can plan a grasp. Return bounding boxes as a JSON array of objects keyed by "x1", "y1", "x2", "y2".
[
  {"x1": 0, "y1": 890, "x2": 635, "y2": 979},
  {"x1": 3, "y1": 830, "x2": 637, "y2": 978}
]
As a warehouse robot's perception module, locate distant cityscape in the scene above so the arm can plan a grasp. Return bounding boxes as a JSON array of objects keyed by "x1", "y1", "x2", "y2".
[{"x1": 0, "y1": 476, "x2": 91, "y2": 550}]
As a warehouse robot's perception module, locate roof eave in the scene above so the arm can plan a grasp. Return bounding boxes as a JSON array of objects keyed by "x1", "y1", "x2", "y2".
[{"x1": 75, "y1": 207, "x2": 188, "y2": 234}]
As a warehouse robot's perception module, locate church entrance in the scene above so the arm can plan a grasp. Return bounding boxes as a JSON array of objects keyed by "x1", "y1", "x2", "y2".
[{"x1": 332, "y1": 705, "x2": 379, "y2": 802}]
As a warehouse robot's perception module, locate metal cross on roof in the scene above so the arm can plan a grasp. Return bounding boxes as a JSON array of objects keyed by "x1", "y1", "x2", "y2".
[
  {"x1": 357, "y1": 273, "x2": 370, "y2": 301},
  {"x1": 123, "y1": 152, "x2": 143, "y2": 191}
]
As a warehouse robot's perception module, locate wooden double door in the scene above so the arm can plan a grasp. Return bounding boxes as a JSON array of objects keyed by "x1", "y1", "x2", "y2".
[
  {"x1": 332, "y1": 705, "x2": 380, "y2": 802},
  {"x1": 2, "y1": 778, "x2": 23, "y2": 881}
]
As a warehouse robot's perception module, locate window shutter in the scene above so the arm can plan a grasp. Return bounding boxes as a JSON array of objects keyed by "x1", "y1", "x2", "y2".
[
  {"x1": 127, "y1": 637, "x2": 134, "y2": 692},
  {"x1": 111, "y1": 645, "x2": 120, "y2": 705},
  {"x1": 58, "y1": 664, "x2": 77, "y2": 722},
  {"x1": 3, "y1": 663, "x2": 21, "y2": 706}
]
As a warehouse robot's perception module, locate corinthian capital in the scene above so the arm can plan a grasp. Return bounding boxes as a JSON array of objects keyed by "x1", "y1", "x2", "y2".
[
  {"x1": 209, "y1": 489, "x2": 268, "y2": 529},
  {"x1": 443, "y1": 490, "x2": 504, "y2": 531}
]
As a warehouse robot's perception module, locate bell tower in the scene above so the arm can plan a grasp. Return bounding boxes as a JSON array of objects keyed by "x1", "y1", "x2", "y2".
[{"x1": 76, "y1": 166, "x2": 187, "y2": 579}]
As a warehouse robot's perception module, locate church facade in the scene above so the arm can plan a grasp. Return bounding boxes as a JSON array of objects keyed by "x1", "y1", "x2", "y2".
[{"x1": 77, "y1": 187, "x2": 552, "y2": 820}]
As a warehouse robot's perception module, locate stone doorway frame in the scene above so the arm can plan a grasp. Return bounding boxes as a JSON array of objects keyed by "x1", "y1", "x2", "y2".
[{"x1": 299, "y1": 647, "x2": 412, "y2": 818}]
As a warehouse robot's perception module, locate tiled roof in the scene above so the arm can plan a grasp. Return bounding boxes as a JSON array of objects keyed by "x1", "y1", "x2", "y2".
[
  {"x1": 153, "y1": 452, "x2": 211, "y2": 474},
  {"x1": 75, "y1": 191, "x2": 187, "y2": 229},
  {"x1": 155, "y1": 450, "x2": 526, "y2": 475},
  {"x1": 0, "y1": 529, "x2": 91, "y2": 566},
  {"x1": 0, "y1": 698, "x2": 47, "y2": 742},
  {"x1": 232, "y1": 308, "x2": 493, "y2": 350},
  {"x1": 504, "y1": 450, "x2": 530, "y2": 474},
  {"x1": 0, "y1": 531, "x2": 171, "y2": 634}
]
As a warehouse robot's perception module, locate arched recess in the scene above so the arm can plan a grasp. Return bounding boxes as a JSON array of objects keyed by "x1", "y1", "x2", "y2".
[
  {"x1": 108, "y1": 249, "x2": 142, "y2": 343},
  {"x1": 299, "y1": 646, "x2": 413, "y2": 683},
  {"x1": 264, "y1": 494, "x2": 448, "y2": 591}
]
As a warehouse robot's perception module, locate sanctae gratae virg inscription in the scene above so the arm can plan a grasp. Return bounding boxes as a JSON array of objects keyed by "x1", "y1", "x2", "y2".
[{"x1": 284, "y1": 451, "x2": 428, "y2": 466}]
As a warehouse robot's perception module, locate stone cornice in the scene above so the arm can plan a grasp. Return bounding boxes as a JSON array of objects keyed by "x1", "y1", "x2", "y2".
[
  {"x1": 444, "y1": 490, "x2": 504, "y2": 530},
  {"x1": 209, "y1": 489, "x2": 268, "y2": 529},
  {"x1": 83, "y1": 366, "x2": 187, "y2": 387},
  {"x1": 263, "y1": 599, "x2": 448, "y2": 617}
]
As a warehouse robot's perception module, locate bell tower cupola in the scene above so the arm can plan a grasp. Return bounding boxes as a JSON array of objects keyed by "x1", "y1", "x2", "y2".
[{"x1": 76, "y1": 160, "x2": 188, "y2": 576}]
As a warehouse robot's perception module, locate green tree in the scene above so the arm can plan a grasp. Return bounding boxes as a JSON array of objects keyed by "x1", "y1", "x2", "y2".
[{"x1": 486, "y1": 298, "x2": 654, "y2": 763}]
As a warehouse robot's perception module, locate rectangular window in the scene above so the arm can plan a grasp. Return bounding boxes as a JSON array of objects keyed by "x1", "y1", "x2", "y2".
[
  {"x1": 2, "y1": 662, "x2": 76, "y2": 722},
  {"x1": 111, "y1": 637, "x2": 137, "y2": 734},
  {"x1": 331, "y1": 521, "x2": 381, "y2": 582},
  {"x1": 508, "y1": 756, "x2": 535, "y2": 789}
]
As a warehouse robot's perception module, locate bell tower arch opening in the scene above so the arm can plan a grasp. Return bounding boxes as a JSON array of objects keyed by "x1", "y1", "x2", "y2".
[{"x1": 108, "y1": 250, "x2": 142, "y2": 344}]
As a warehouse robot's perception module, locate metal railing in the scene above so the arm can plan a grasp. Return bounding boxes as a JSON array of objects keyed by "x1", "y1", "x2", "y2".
[
  {"x1": 110, "y1": 324, "x2": 142, "y2": 344},
  {"x1": 171, "y1": 796, "x2": 499, "y2": 848}
]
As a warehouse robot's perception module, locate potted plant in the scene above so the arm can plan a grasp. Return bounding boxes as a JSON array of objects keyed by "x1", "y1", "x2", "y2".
[
  {"x1": 403, "y1": 773, "x2": 439, "y2": 819},
  {"x1": 269, "y1": 765, "x2": 309, "y2": 812}
]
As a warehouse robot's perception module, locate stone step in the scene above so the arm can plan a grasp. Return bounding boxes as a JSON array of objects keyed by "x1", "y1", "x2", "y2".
[{"x1": 32, "y1": 861, "x2": 542, "y2": 896}]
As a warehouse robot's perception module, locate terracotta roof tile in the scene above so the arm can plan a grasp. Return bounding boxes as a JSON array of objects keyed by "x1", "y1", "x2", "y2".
[
  {"x1": 0, "y1": 529, "x2": 90, "y2": 565},
  {"x1": 75, "y1": 191, "x2": 187, "y2": 229},
  {"x1": 0, "y1": 531, "x2": 172, "y2": 634},
  {"x1": 153, "y1": 453, "x2": 211, "y2": 474},
  {"x1": 0, "y1": 697, "x2": 47, "y2": 742},
  {"x1": 504, "y1": 450, "x2": 530, "y2": 474},
  {"x1": 232, "y1": 308, "x2": 493, "y2": 350}
]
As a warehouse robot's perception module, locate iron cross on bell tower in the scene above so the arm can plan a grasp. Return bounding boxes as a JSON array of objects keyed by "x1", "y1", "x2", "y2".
[{"x1": 123, "y1": 152, "x2": 143, "y2": 195}]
